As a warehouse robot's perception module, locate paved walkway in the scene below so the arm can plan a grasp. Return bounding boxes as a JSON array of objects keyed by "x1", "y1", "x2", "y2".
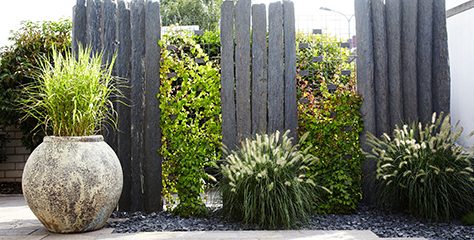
[{"x1": 0, "y1": 195, "x2": 425, "y2": 240}]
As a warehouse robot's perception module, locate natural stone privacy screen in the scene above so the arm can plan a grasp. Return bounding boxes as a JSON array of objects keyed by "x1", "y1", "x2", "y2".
[
  {"x1": 72, "y1": 0, "x2": 162, "y2": 212},
  {"x1": 220, "y1": 0, "x2": 297, "y2": 149},
  {"x1": 355, "y1": 0, "x2": 451, "y2": 203}
]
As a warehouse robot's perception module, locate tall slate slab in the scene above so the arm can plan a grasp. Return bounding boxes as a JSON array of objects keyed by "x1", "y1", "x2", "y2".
[
  {"x1": 143, "y1": 0, "x2": 162, "y2": 212},
  {"x1": 102, "y1": 0, "x2": 117, "y2": 66},
  {"x1": 355, "y1": 0, "x2": 376, "y2": 204},
  {"x1": 283, "y1": 0, "x2": 298, "y2": 141},
  {"x1": 386, "y1": 0, "x2": 403, "y2": 126},
  {"x1": 235, "y1": 0, "x2": 252, "y2": 141},
  {"x1": 401, "y1": 0, "x2": 418, "y2": 123},
  {"x1": 417, "y1": 0, "x2": 433, "y2": 123},
  {"x1": 251, "y1": 4, "x2": 268, "y2": 135},
  {"x1": 268, "y1": 2, "x2": 285, "y2": 133},
  {"x1": 130, "y1": 0, "x2": 145, "y2": 211},
  {"x1": 86, "y1": 0, "x2": 102, "y2": 53},
  {"x1": 432, "y1": 0, "x2": 450, "y2": 114},
  {"x1": 220, "y1": 0, "x2": 237, "y2": 149},
  {"x1": 102, "y1": 0, "x2": 118, "y2": 152},
  {"x1": 371, "y1": 0, "x2": 389, "y2": 135},
  {"x1": 115, "y1": 0, "x2": 132, "y2": 211},
  {"x1": 72, "y1": 0, "x2": 87, "y2": 54}
]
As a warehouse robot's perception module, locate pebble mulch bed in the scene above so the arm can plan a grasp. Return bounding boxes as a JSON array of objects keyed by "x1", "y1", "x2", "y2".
[
  {"x1": 0, "y1": 182, "x2": 22, "y2": 194},
  {"x1": 108, "y1": 206, "x2": 474, "y2": 240},
  {"x1": 307, "y1": 207, "x2": 473, "y2": 240}
]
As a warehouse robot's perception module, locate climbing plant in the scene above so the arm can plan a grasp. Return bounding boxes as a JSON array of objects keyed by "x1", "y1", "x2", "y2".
[
  {"x1": 159, "y1": 31, "x2": 221, "y2": 217},
  {"x1": 297, "y1": 34, "x2": 363, "y2": 214}
]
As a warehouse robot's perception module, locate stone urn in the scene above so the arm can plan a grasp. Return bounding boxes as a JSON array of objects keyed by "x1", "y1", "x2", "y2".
[{"x1": 22, "y1": 135, "x2": 123, "y2": 233}]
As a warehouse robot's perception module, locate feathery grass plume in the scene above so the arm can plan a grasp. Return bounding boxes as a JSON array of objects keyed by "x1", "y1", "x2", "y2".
[
  {"x1": 19, "y1": 46, "x2": 120, "y2": 136},
  {"x1": 220, "y1": 130, "x2": 324, "y2": 229},
  {"x1": 366, "y1": 112, "x2": 474, "y2": 221}
]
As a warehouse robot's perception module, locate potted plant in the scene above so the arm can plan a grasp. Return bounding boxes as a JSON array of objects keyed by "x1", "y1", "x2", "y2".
[{"x1": 20, "y1": 47, "x2": 123, "y2": 233}]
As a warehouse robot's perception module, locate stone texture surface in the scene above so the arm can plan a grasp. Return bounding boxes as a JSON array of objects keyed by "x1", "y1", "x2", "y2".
[
  {"x1": 220, "y1": 0, "x2": 237, "y2": 150},
  {"x1": 22, "y1": 135, "x2": 123, "y2": 233}
]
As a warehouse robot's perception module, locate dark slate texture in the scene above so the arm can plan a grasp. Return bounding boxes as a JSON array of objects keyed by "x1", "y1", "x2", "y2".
[
  {"x1": 234, "y1": 0, "x2": 252, "y2": 142},
  {"x1": 102, "y1": 0, "x2": 118, "y2": 152},
  {"x1": 417, "y1": 0, "x2": 433, "y2": 123},
  {"x1": 115, "y1": 0, "x2": 132, "y2": 212},
  {"x1": 355, "y1": 0, "x2": 376, "y2": 205},
  {"x1": 86, "y1": 0, "x2": 102, "y2": 53},
  {"x1": 401, "y1": 0, "x2": 418, "y2": 123},
  {"x1": 371, "y1": 0, "x2": 390, "y2": 135},
  {"x1": 267, "y1": 2, "x2": 285, "y2": 134},
  {"x1": 143, "y1": 0, "x2": 162, "y2": 213},
  {"x1": 220, "y1": 0, "x2": 237, "y2": 150},
  {"x1": 130, "y1": 0, "x2": 146, "y2": 212},
  {"x1": 386, "y1": 0, "x2": 404, "y2": 126},
  {"x1": 432, "y1": 0, "x2": 451, "y2": 114},
  {"x1": 72, "y1": 0, "x2": 87, "y2": 54},
  {"x1": 251, "y1": 4, "x2": 268, "y2": 135},
  {"x1": 283, "y1": 0, "x2": 298, "y2": 141}
]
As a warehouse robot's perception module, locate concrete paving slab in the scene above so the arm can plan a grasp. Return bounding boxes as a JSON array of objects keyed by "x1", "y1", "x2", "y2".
[
  {"x1": 0, "y1": 236, "x2": 47, "y2": 240},
  {"x1": 0, "y1": 195, "x2": 427, "y2": 240},
  {"x1": 41, "y1": 230, "x2": 380, "y2": 240},
  {"x1": 381, "y1": 238, "x2": 426, "y2": 240}
]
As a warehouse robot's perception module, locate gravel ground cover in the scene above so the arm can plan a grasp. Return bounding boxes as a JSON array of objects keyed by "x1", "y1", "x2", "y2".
[
  {"x1": 0, "y1": 182, "x2": 22, "y2": 194},
  {"x1": 108, "y1": 206, "x2": 474, "y2": 240}
]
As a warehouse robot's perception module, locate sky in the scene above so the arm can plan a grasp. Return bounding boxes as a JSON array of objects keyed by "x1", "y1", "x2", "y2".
[
  {"x1": 0, "y1": 0, "x2": 463, "y2": 47},
  {"x1": 0, "y1": 0, "x2": 359, "y2": 47}
]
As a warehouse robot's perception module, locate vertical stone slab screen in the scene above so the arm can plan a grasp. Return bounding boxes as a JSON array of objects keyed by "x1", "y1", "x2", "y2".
[
  {"x1": 355, "y1": 0, "x2": 451, "y2": 203},
  {"x1": 220, "y1": 0, "x2": 298, "y2": 149},
  {"x1": 72, "y1": 0, "x2": 162, "y2": 212}
]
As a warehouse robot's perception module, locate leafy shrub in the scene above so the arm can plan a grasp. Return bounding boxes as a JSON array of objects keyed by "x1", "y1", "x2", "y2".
[
  {"x1": 192, "y1": 30, "x2": 220, "y2": 60},
  {"x1": 161, "y1": 0, "x2": 222, "y2": 31},
  {"x1": 220, "y1": 131, "x2": 321, "y2": 229},
  {"x1": 296, "y1": 34, "x2": 363, "y2": 214},
  {"x1": 366, "y1": 113, "x2": 474, "y2": 221},
  {"x1": 159, "y1": 31, "x2": 221, "y2": 217},
  {"x1": 0, "y1": 19, "x2": 71, "y2": 147},
  {"x1": 20, "y1": 47, "x2": 118, "y2": 136}
]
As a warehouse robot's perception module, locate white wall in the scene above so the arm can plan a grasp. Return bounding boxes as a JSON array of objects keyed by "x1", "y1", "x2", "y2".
[{"x1": 447, "y1": 5, "x2": 474, "y2": 147}]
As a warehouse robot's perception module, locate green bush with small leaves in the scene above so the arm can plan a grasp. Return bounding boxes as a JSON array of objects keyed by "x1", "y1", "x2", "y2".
[
  {"x1": 159, "y1": 31, "x2": 221, "y2": 217},
  {"x1": 0, "y1": 19, "x2": 71, "y2": 149},
  {"x1": 297, "y1": 34, "x2": 363, "y2": 214},
  {"x1": 220, "y1": 131, "x2": 323, "y2": 229},
  {"x1": 366, "y1": 113, "x2": 474, "y2": 221},
  {"x1": 192, "y1": 30, "x2": 220, "y2": 60}
]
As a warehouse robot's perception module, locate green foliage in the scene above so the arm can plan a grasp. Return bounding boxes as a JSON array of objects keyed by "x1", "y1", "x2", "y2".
[
  {"x1": 20, "y1": 47, "x2": 118, "y2": 136},
  {"x1": 192, "y1": 30, "x2": 220, "y2": 60},
  {"x1": 220, "y1": 131, "x2": 322, "y2": 229},
  {"x1": 462, "y1": 212, "x2": 474, "y2": 225},
  {"x1": 0, "y1": 19, "x2": 71, "y2": 148},
  {"x1": 161, "y1": 0, "x2": 222, "y2": 31},
  {"x1": 296, "y1": 33, "x2": 363, "y2": 214},
  {"x1": 159, "y1": 31, "x2": 221, "y2": 217},
  {"x1": 366, "y1": 113, "x2": 474, "y2": 221}
]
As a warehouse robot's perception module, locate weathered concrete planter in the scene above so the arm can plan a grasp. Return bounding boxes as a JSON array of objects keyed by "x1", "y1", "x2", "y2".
[{"x1": 22, "y1": 135, "x2": 123, "y2": 233}]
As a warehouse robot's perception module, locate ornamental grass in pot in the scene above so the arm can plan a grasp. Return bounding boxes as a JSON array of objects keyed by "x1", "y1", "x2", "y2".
[{"x1": 20, "y1": 47, "x2": 123, "y2": 233}]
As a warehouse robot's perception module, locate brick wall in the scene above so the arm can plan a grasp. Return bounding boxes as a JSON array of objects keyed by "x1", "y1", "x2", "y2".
[{"x1": 0, "y1": 125, "x2": 31, "y2": 182}]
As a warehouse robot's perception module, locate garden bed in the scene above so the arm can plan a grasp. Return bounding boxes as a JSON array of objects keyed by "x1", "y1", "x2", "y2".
[
  {"x1": 108, "y1": 206, "x2": 474, "y2": 240},
  {"x1": 0, "y1": 182, "x2": 22, "y2": 194}
]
